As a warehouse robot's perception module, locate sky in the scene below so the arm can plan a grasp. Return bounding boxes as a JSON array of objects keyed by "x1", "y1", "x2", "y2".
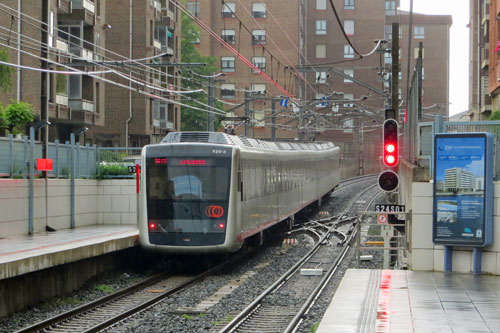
[{"x1": 400, "y1": 0, "x2": 470, "y2": 116}]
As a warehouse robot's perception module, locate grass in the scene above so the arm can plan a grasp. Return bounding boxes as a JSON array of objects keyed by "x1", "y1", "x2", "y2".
[
  {"x1": 181, "y1": 314, "x2": 193, "y2": 320},
  {"x1": 212, "y1": 315, "x2": 234, "y2": 326},
  {"x1": 310, "y1": 321, "x2": 320, "y2": 333},
  {"x1": 94, "y1": 284, "x2": 115, "y2": 293}
]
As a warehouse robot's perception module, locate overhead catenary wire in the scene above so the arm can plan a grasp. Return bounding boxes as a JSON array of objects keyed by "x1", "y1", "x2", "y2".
[
  {"x1": 0, "y1": 10, "x2": 230, "y2": 114},
  {"x1": 172, "y1": 0, "x2": 298, "y2": 102},
  {"x1": 0, "y1": 2, "x2": 236, "y2": 97},
  {"x1": 232, "y1": 0, "x2": 319, "y2": 96},
  {"x1": 0, "y1": 40, "x2": 227, "y2": 116}
]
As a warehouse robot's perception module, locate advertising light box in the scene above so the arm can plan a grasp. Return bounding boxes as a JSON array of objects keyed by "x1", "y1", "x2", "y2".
[{"x1": 433, "y1": 133, "x2": 494, "y2": 246}]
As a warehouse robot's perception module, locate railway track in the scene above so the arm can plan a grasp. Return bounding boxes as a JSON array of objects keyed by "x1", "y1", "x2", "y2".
[
  {"x1": 15, "y1": 256, "x2": 241, "y2": 333},
  {"x1": 218, "y1": 182, "x2": 380, "y2": 333}
]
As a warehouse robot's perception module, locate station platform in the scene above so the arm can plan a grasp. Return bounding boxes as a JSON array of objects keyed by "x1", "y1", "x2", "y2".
[
  {"x1": 0, "y1": 225, "x2": 139, "y2": 280},
  {"x1": 318, "y1": 269, "x2": 500, "y2": 333}
]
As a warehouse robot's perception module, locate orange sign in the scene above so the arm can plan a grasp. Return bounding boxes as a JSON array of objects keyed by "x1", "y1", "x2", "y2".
[{"x1": 206, "y1": 205, "x2": 224, "y2": 218}]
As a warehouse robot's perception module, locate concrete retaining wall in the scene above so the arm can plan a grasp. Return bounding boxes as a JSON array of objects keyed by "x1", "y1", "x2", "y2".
[
  {"x1": 0, "y1": 179, "x2": 136, "y2": 237},
  {"x1": 411, "y1": 182, "x2": 500, "y2": 275}
]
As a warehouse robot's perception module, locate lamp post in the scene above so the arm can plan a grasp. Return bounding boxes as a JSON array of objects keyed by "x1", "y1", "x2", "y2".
[
  {"x1": 28, "y1": 120, "x2": 51, "y2": 235},
  {"x1": 69, "y1": 127, "x2": 89, "y2": 229}
]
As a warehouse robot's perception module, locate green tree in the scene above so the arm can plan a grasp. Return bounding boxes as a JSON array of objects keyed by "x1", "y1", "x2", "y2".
[
  {"x1": 3, "y1": 101, "x2": 34, "y2": 135},
  {"x1": 180, "y1": 11, "x2": 225, "y2": 131},
  {"x1": 489, "y1": 110, "x2": 500, "y2": 120},
  {"x1": 0, "y1": 48, "x2": 14, "y2": 92}
]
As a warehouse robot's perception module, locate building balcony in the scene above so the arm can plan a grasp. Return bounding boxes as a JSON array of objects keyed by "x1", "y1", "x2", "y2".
[
  {"x1": 159, "y1": 8, "x2": 176, "y2": 28},
  {"x1": 161, "y1": 45, "x2": 174, "y2": 56},
  {"x1": 481, "y1": 43, "x2": 489, "y2": 69},
  {"x1": 49, "y1": 102, "x2": 71, "y2": 120},
  {"x1": 57, "y1": 0, "x2": 72, "y2": 14},
  {"x1": 153, "y1": 39, "x2": 162, "y2": 52},
  {"x1": 70, "y1": 98, "x2": 94, "y2": 112},
  {"x1": 68, "y1": 46, "x2": 94, "y2": 61},
  {"x1": 56, "y1": 94, "x2": 69, "y2": 106},
  {"x1": 154, "y1": 0, "x2": 162, "y2": 18},
  {"x1": 69, "y1": 0, "x2": 95, "y2": 25},
  {"x1": 55, "y1": 38, "x2": 69, "y2": 53}
]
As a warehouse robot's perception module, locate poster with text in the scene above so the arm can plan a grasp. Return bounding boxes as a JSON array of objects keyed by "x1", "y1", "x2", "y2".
[{"x1": 433, "y1": 135, "x2": 488, "y2": 245}]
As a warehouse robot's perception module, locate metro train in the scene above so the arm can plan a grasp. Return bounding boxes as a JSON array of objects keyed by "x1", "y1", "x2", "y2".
[{"x1": 139, "y1": 131, "x2": 341, "y2": 254}]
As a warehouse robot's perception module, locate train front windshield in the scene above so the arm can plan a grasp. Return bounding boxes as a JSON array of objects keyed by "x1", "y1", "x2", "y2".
[{"x1": 146, "y1": 155, "x2": 231, "y2": 246}]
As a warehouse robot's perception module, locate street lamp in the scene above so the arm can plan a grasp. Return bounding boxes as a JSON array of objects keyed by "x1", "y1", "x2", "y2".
[{"x1": 28, "y1": 120, "x2": 51, "y2": 235}]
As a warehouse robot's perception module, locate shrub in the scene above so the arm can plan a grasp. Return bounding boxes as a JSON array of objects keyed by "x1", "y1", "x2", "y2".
[{"x1": 4, "y1": 101, "x2": 34, "y2": 135}]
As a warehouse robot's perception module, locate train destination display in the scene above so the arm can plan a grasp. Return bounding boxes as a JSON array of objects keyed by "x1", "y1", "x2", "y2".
[{"x1": 433, "y1": 133, "x2": 493, "y2": 246}]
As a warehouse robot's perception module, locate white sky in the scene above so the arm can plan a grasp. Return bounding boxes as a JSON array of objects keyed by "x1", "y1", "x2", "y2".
[{"x1": 400, "y1": 0, "x2": 470, "y2": 116}]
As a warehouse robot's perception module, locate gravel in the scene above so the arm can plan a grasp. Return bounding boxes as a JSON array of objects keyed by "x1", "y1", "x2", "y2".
[{"x1": 1, "y1": 178, "x2": 389, "y2": 333}]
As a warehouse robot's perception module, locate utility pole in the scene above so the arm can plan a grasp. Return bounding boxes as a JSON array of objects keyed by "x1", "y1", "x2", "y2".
[
  {"x1": 41, "y1": 0, "x2": 49, "y2": 164},
  {"x1": 207, "y1": 73, "x2": 215, "y2": 132},
  {"x1": 271, "y1": 99, "x2": 276, "y2": 141},
  {"x1": 244, "y1": 90, "x2": 250, "y2": 137},
  {"x1": 391, "y1": 22, "x2": 399, "y2": 121}
]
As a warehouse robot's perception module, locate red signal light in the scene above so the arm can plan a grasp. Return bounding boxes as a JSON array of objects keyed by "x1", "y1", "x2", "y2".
[
  {"x1": 385, "y1": 143, "x2": 396, "y2": 154},
  {"x1": 383, "y1": 119, "x2": 399, "y2": 167},
  {"x1": 149, "y1": 223, "x2": 157, "y2": 230},
  {"x1": 219, "y1": 223, "x2": 225, "y2": 229}
]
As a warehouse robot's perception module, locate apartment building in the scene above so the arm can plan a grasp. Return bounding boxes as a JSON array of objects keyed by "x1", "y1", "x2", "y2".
[
  {"x1": 0, "y1": 0, "x2": 181, "y2": 147},
  {"x1": 471, "y1": 0, "x2": 491, "y2": 120},
  {"x1": 488, "y1": 0, "x2": 500, "y2": 113},
  {"x1": 0, "y1": 0, "x2": 105, "y2": 141},
  {"x1": 189, "y1": 0, "x2": 301, "y2": 140},
  {"x1": 91, "y1": 0, "x2": 181, "y2": 147}
]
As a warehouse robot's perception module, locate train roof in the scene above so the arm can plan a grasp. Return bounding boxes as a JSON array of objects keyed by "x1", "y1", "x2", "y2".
[{"x1": 161, "y1": 132, "x2": 337, "y2": 151}]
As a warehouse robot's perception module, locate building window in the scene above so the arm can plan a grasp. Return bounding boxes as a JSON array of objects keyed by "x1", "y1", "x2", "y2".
[
  {"x1": 344, "y1": 45, "x2": 354, "y2": 58},
  {"x1": 343, "y1": 93, "x2": 354, "y2": 107},
  {"x1": 252, "y1": 56, "x2": 266, "y2": 72},
  {"x1": 222, "y1": 2, "x2": 235, "y2": 18},
  {"x1": 344, "y1": 69, "x2": 354, "y2": 83},
  {"x1": 222, "y1": 29, "x2": 236, "y2": 44},
  {"x1": 48, "y1": 11, "x2": 54, "y2": 47},
  {"x1": 316, "y1": 0, "x2": 326, "y2": 10},
  {"x1": 96, "y1": 0, "x2": 101, "y2": 17},
  {"x1": 316, "y1": 44, "x2": 326, "y2": 58},
  {"x1": 254, "y1": 110, "x2": 265, "y2": 127},
  {"x1": 315, "y1": 93, "x2": 326, "y2": 108},
  {"x1": 344, "y1": 20, "x2": 354, "y2": 36},
  {"x1": 385, "y1": 1, "x2": 396, "y2": 15},
  {"x1": 344, "y1": 0, "x2": 354, "y2": 9},
  {"x1": 221, "y1": 84, "x2": 236, "y2": 99},
  {"x1": 252, "y1": 2, "x2": 266, "y2": 18},
  {"x1": 251, "y1": 83, "x2": 266, "y2": 94},
  {"x1": 414, "y1": 26, "x2": 425, "y2": 39},
  {"x1": 252, "y1": 29, "x2": 266, "y2": 45},
  {"x1": 384, "y1": 25, "x2": 392, "y2": 39},
  {"x1": 316, "y1": 71, "x2": 327, "y2": 84},
  {"x1": 221, "y1": 56, "x2": 235, "y2": 72},
  {"x1": 187, "y1": 2, "x2": 200, "y2": 17},
  {"x1": 414, "y1": 47, "x2": 424, "y2": 59},
  {"x1": 384, "y1": 52, "x2": 392, "y2": 64},
  {"x1": 316, "y1": 20, "x2": 326, "y2": 35}
]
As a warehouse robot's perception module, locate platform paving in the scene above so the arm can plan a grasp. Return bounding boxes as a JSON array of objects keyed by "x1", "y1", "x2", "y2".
[
  {"x1": 318, "y1": 269, "x2": 500, "y2": 333},
  {"x1": 0, "y1": 225, "x2": 138, "y2": 280}
]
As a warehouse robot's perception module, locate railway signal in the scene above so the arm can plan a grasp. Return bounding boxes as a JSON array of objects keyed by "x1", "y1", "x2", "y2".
[
  {"x1": 378, "y1": 170, "x2": 399, "y2": 192},
  {"x1": 382, "y1": 119, "x2": 399, "y2": 167}
]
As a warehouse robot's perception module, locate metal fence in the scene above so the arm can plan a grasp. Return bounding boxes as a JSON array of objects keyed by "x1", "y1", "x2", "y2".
[
  {"x1": 0, "y1": 136, "x2": 145, "y2": 179},
  {"x1": 418, "y1": 120, "x2": 500, "y2": 180},
  {"x1": 0, "y1": 135, "x2": 97, "y2": 178}
]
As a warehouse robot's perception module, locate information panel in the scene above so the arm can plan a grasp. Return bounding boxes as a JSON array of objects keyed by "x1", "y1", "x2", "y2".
[{"x1": 433, "y1": 133, "x2": 494, "y2": 246}]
